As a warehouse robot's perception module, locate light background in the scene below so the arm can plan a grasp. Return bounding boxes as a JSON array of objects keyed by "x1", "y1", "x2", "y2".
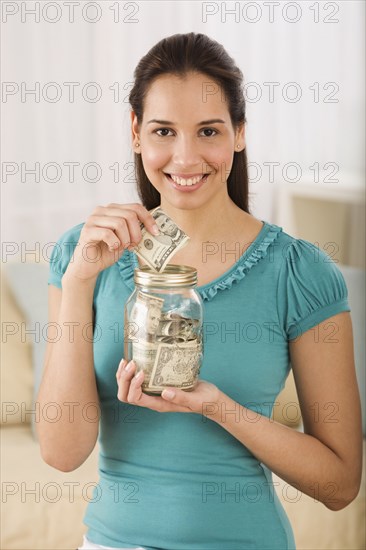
[
  {"x1": 2, "y1": 0, "x2": 365, "y2": 253},
  {"x1": 1, "y1": 3, "x2": 366, "y2": 549}
]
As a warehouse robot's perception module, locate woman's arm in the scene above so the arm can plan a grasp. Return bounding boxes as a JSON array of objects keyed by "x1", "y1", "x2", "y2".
[
  {"x1": 36, "y1": 276, "x2": 100, "y2": 472},
  {"x1": 204, "y1": 311, "x2": 363, "y2": 510},
  {"x1": 37, "y1": 203, "x2": 160, "y2": 472}
]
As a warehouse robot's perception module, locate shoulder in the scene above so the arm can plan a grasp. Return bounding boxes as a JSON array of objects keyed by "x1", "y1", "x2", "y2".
[
  {"x1": 48, "y1": 222, "x2": 85, "y2": 287},
  {"x1": 277, "y1": 229, "x2": 345, "y2": 281},
  {"x1": 50, "y1": 222, "x2": 85, "y2": 265},
  {"x1": 274, "y1": 227, "x2": 350, "y2": 340},
  {"x1": 54, "y1": 222, "x2": 85, "y2": 246}
]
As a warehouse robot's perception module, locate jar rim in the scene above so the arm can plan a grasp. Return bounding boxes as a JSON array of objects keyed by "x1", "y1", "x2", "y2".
[{"x1": 134, "y1": 264, "x2": 197, "y2": 288}]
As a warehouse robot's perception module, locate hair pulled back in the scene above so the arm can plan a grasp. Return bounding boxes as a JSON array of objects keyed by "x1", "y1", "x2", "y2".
[{"x1": 129, "y1": 32, "x2": 249, "y2": 212}]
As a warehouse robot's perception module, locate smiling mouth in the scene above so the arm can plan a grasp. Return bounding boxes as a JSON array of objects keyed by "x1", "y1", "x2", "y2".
[{"x1": 164, "y1": 173, "x2": 209, "y2": 187}]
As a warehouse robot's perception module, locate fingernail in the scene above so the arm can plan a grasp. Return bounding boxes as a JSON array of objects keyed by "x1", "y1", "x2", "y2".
[
  {"x1": 125, "y1": 361, "x2": 134, "y2": 372},
  {"x1": 134, "y1": 370, "x2": 143, "y2": 380},
  {"x1": 162, "y1": 389, "x2": 175, "y2": 399},
  {"x1": 151, "y1": 224, "x2": 160, "y2": 235},
  {"x1": 118, "y1": 358, "x2": 126, "y2": 370}
]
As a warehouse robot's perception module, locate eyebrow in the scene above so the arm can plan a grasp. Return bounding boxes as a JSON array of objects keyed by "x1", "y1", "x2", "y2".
[{"x1": 147, "y1": 118, "x2": 226, "y2": 125}]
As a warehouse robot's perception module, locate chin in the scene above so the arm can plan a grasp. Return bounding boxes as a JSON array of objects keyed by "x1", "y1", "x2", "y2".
[{"x1": 166, "y1": 197, "x2": 216, "y2": 213}]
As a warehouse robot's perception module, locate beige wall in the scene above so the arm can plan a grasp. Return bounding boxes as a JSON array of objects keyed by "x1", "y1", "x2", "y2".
[{"x1": 292, "y1": 198, "x2": 365, "y2": 269}]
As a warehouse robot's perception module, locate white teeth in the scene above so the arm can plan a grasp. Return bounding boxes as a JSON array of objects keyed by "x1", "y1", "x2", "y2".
[{"x1": 170, "y1": 174, "x2": 204, "y2": 186}]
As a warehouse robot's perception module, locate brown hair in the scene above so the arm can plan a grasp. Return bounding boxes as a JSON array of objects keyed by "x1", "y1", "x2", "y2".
[{"x1": 129, "y1": 32, "x2": 249, "y2": 213}]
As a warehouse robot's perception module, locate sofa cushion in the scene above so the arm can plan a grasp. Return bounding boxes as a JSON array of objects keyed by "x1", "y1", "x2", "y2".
[
  {"x1": 2, "y1": 263, "x2": 49, "y2": 437},
  {"x1": 1, "y1": 423, "x2": 99, "y2": 550},
  {"x1": 1, "y1": 271, "x2": 33, "y2": 425}
]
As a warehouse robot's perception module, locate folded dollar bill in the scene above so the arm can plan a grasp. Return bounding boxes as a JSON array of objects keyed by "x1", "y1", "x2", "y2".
[{"x1": 133, "y1": 206, "x2": 190, "y2": 272}]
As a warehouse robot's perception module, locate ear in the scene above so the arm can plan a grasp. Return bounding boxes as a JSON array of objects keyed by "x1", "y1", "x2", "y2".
[
  {"x1": 235, "y1": 122, "x2": 246, "y2": 151},
  {"x1": 130, "y1": 111, "x2": 141, "y2": 151}
]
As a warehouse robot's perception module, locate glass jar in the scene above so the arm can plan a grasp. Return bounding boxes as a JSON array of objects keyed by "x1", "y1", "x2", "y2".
[{"x1": 124, "y1": 264, "x2": 204, "y2": 395}]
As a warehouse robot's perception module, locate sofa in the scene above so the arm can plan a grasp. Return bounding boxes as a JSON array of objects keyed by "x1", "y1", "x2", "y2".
[{"x1": 1, "y1": 261, "x2": 365, "y2": 550}]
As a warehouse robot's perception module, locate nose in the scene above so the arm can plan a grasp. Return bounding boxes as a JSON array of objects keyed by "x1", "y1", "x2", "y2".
[{"x1": 172, "y1": 135, "x2": 202, "y2": 168}]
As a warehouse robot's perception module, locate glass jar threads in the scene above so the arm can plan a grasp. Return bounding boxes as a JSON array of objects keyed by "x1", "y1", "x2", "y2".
[{"x1": 124, "y1": 265, "x2": 204, "y2": 395}]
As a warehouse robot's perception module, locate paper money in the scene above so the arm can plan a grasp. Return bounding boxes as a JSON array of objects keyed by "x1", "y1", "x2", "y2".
[
  {"x1": 132, "y1": 340, "x2": 159, "y2": 384},
  {"x1": 128, "y1": 299, "x2": 203, "y2": 393},
  {"x1": 147, "y1": 340, "x2": 203, "y2": 392},
  {"x1": 129, "y1": 291, "x2": 164, "y2": 343},
  {"x1": 156, "y1": 313, "x2": 200, "y2": 342},
  {"x1": 133, "y1": 207, "x2": 190, "y2": 272}
]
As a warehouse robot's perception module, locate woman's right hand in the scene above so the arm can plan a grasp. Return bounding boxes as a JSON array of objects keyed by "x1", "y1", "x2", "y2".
[{"x1": 63, "y1": 203, "x2": 160, "y2": 284}]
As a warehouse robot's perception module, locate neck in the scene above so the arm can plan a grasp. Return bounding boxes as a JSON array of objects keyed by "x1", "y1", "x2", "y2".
[{"x1": 160, "y1": 192, "x2": 248, "y2": 245}]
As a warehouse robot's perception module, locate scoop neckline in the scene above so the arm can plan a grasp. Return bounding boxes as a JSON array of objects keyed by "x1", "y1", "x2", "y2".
[
  {"x1": 129, "y1": 220, "x2": 268, "y2": 290},
  {"x1": 195, "y1": 220, "x2": 268, "y2": 291}
]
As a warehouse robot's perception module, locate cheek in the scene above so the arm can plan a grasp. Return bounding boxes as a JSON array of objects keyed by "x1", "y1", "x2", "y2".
[
  {"x1": 206, "y1": 144, "x2": 233, "y2": 169},
  {"x1": 141, "y1": 147, "x2": 169, "y2": 171},
  {"x1": 202, "y1": 144, "x2": 233, "y2": 176}
]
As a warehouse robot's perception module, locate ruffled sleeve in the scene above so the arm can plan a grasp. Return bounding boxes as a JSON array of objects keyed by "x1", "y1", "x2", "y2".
[
  {"x1": 278, "y1": 239, "x2": 351, "y2": 341},
  {"x1": 48, "y1": 223, "x2": 84, "y2": 288},
  {"x1": 117, "y1": 249, "x2": 137, "y2": 292}
]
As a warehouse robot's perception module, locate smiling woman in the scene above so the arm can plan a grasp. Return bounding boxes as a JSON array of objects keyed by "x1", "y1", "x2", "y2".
[
  {"x1": 131, "y1": 73, "x2": 244, "y2": 212},
  {"x1": 129, "y1": 33, "x2": 248, "y2": 216},
  {"x1": 36, "y1": 32, "x2": 363, "y2": 550}
]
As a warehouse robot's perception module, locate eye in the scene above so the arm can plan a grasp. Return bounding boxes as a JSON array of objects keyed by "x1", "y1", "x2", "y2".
[
  {"x1": 154, "y1": 128, "x2": 173, "y2": 137},
  {"x1": 200, "y1": 127, "x2": 218, "y2": 137}
]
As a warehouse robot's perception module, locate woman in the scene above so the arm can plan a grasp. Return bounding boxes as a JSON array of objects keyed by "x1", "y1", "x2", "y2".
[{"x1": 37, "y1": 33, "x2": 362, "y2": 550}]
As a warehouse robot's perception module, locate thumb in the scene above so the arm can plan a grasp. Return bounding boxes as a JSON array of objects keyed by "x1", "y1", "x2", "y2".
[{"x1": 161, "y1": 388, "x2": 177, "y2": 400}]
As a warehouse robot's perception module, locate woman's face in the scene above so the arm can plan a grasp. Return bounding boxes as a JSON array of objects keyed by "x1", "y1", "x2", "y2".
[{"x1": 131, "y1": 71, "x2": 245, "y2": 211}]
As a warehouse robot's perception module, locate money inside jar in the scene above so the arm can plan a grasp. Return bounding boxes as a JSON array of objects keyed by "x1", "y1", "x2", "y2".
[{"x1": 124, "y1": 214, "x2": 204, "y2": 394}]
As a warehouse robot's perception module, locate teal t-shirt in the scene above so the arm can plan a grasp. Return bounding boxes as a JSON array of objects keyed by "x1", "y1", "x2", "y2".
[{"x1": 48, "y1": 220, "x2": 350, "y2": 550}]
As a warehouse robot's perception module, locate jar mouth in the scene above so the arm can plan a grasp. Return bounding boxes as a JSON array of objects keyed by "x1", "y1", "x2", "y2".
[{"x1": 134, "y1": 264, "x2": 197, "y2": 288}]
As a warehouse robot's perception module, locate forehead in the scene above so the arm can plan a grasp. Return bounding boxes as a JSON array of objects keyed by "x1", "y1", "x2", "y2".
[{"x1": 142, "y1": 72, "x2": 230, "y2": 120}]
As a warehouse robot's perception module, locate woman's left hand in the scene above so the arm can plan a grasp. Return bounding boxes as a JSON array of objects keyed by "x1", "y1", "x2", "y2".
[{"x1": 116, "y1": 358, "x2": 221, "y2": 415}]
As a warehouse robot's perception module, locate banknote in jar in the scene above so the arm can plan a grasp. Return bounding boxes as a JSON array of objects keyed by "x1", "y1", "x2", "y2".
[
  {"x1": 129, "y1": 290, "x2": 164, "y2": 344},
  {"x1": 147, "y1": 339, "x2": 203, "y2": 393}
]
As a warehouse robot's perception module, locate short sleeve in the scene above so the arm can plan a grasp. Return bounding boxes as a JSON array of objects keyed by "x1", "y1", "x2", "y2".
[
  {"x1": 277, "y1": 239, "x2": 351, "y2": 341},
  {"x1": 48, "y1": 223, "x2": 84, "y2": 288}
]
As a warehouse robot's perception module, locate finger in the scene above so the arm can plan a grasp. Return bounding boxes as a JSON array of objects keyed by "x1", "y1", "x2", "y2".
[
  {"x1": 137, "y1": 395, "x2": 189, "y2": 413},
  {"x1": 117, "y1": 360, "x2": 137, "y2": 402},
  {"x1": 161, "y1": 387, "x2": 195, "y2": 412},
  {"x1": 89, "y1": 215, "x2": 133, "y2": 249},
  {"x1": 127, "y1": 381, "x2": 190, "y2": 413},
  {"x1": 81, "y1": 225, "x2": 123, "y2": 251},
  {"x1": 98, "y1": 203, "x2": 160, "y2": 240},
  {"x1": 126, "y1": 369, "x2": 145, "y2": 404},
  {"x1": 116, "y1": 358, "x2": 128, "y2": 381},
  {"x1": 110, "y1": 203, "x2": 160, "y2": 237}
]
